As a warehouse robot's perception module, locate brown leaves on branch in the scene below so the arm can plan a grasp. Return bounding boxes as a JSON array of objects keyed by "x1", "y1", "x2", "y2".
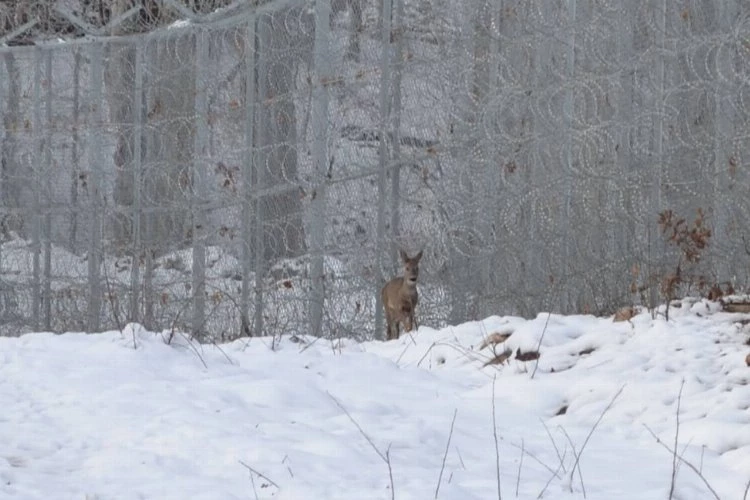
[{"x1": 658, "y1": 208, "x2": 711, "y2": 264}]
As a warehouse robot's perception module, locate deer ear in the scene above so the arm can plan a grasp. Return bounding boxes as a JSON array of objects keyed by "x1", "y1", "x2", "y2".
[
  {"x1": 399, "y1": 249, "x2": 408, "y2": 262},
  {"x1": 414, "y1": 250, "x2": 423, "y2": 262}
]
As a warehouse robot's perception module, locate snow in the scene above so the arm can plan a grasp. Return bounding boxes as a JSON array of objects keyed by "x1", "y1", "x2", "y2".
[{"x1": 1, "y1": 299, "x2": 749, "y2": 499}]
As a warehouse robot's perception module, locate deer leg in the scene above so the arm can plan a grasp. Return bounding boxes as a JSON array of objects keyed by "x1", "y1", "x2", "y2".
[{"x1": 403, "y1": 315, "x2": 412, "y2": 333}]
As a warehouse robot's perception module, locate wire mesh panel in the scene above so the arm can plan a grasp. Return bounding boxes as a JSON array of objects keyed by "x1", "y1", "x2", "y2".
[{"x1": 0, "y1": 0, "x2": 749, "y2": 339}]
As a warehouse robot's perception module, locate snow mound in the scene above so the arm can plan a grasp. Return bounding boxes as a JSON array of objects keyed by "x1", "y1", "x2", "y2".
[{"x1": 1, "y1": 299, "x2": 749, "y2": 499}]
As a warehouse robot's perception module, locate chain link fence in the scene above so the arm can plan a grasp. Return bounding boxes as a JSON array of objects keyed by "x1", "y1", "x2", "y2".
[{"x1": 1, "y1": 0, "x2": 749, "y2": 339}]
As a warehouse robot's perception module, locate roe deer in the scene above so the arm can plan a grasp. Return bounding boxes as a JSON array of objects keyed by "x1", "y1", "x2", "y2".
[{"x1": 381, "y1": 249, "x2": 423, "y2": 340}]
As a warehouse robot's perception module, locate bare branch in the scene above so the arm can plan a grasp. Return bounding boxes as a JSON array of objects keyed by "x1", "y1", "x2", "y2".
[
  {"x1": 239, "y1": 460, "x2": 279, "y2": 490},
  {"x1": 435, "y1": 408, "x2": 458, "y2": 499},
  {"x1": 531, "y1": 312, "x2": 553, "y2": 379},
  {"x1": 492, "y1": 374, "x2": 503, "y2": 500},
  {"x1": 559, "y1": 426, "x2": 586, "y2": 497},
  {"x1": 536, "y1": 448, "x2": 567, "y2": 499},
  {"x1": 669, "y1": 379, "x2": 685, "y2": 499},
  {"x1": 642, "y1": 425, "x2": 720, "y2": 500},
  {"x1": 515, "y1": 438, "x2": 524, "y2": 497},
  {"x1": 539, "y1": 418, "x2": 566, "y2": 473},
  {"x1": 568, "y1": 384, "x2": 625, "y2": 497},
  {"x1": 328, "y1": 392, "x2": 395, "y2": 500}
]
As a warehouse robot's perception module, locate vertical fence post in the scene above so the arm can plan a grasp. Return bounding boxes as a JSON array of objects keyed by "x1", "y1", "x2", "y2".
[
  {"x1": 142, "y1": 42, "x2": 155, "y2": 332},
  {"x1": 43, "y1": 50, "x2": 53, "y2": 330},
  {"x1": 389, "y1": 0, "x2": 403, "y2": 261},
  {"x1": 712, "y1": 2, "x2": 735, "y2": 285},
  {"x1": 0, "y1": 58, "x2": 4, "y2": 276},
  {"x1": 87, "y1": 42, "x2": 104, "y2": 333},
  {"x1": 309, "y1": 0, "x2": 332, "y2": 337},
  {"x1": 192, "y1": 29, "x2": 209, "y2": 340},
  {"x1": 130, "y1": 40, "x2": 143, "y2": 326},
  {"x1": 616, "y1": 3, "x2": 635, "y2": 273},
  {"x1": 560, "y1": 0, "x2": 576, "y2": 313},
  {"x1": 32, "y1": 48, "x2": 42, "y2": 331},
  {"x1": 649, "y1": 0, "x2": 667, "y2": 309},
  {"x1": 241, "y1": 16, "x2": 256, "y2": 337},
  {"x1": 485, "y1": 0, "x2": 503, "y2": 308},
  {"x1": 254, "y1": 17, "x2": 268, "y2": 338},
  {"x1": 375, "y1": 0, "x2": 394, "y2": 339},
  {"x1": 71, "y1": 49, "x2": 81, "y2": 251}
]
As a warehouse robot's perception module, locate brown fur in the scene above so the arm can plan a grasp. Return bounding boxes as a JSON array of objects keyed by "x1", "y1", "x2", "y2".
[{"x1": 382, "y1": 250, "x2": 423, "y2": 340}]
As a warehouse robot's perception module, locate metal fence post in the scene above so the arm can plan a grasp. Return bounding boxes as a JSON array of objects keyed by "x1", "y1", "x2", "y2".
[
  {"x1": 70, "y1": 49, "x2": 81, "y2": 252},
  {"x1": 43, "y1": 50, "x2": 53, "y2": 331},
  {"x1": 309, "y1": 0, "x2": 332, "y2": 337},
  {"x1": 32, "y1": 48, "x2": 42, "y2": 331},
  {"x1": 616, "y1": 3, "x2": 635, "y2": 273},
  {"x1": 87, "y1": 42, "x2": 104, "y2": 333},
  {"x1": 129, "y1": 40, "x2": 144, "y2": 326},
  {"x1": 254, "y1": 16, "x2": 268, "y2": 339},
  {"x1": 648, "y1": 0, "x2": 667, "y2": 310},
  {"x1": 0, "y1": 58, "x2": 4, "y2": 276},
  {"x1": 712, "y1": 2, "x2": 735, "y2": 285},
  {"x1": 241, "y1": 16, "x2": 256, "y2": 337},
  {"x1": 560, "y1": 0, "x2": 576, "y2": 313},
  {"x1": 389, "y1": 0, "x2": 403, "y2": 262},
  {"x1": 375, "y1": 0, "x2": 394, "y2": 340},
  {"x1": 192, "y1": 29, "x2": 209, "y2": 340}
]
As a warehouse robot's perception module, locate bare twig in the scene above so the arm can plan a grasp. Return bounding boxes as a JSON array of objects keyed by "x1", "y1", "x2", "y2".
[
  {"x1": 531, "y1": 311, "x2": 552, "y2": 379},
  {"x1": 435, "y1": 408, "x2": 458, "y2": 499},
  {"x1": 455, "y1": 447, "x2": 466, "y2": 470},
  {"x1": 299, "y1": 334, "x2": 324, "y2": 353},
  {"x1": 515, "y1": 438, "x2": 524, "y2": 497},
  {"x1": 210, "y1": 338, "x2": 234, "y2": 365},
  {"x1": 249, "y1": 471, "x2": 258, "y2": 500},
  {"x1": 386, "y1": 445, "x2": 395, "y2": 500},
  {"x1": 282, "y1": 455, "x2": 293, "y2": 478},
  {"x1": 416, "y1": 341, "x2": 481, "y2": 368},
  {"x1": 642, "y1": 425, "x2": 720, "y2": 500},
  {"x1": 559, "y1": 426, "x2": 586, "y2": 497},
  {"x1": 492, "y1": 374, "x2": 503, "y2": 500},
  {"x1": 670, "y1": 379, "x2": 685, "y2": 499},
  {"x1": 239, "y1": 460, "x2": 279, "y2": 490},
  {"x1": 328, "y1": 392, "x2": 386, "y2": 461},
  {"x1": 178, "y1": 331, "x2": 208, "y2": 369},
  {"x1": 506, "y1": 440, "x2": 561, "y2": 479},
  {"x1": 567, "y1": 385, "x2": 625, "y2": 497},
  {"x1": 395, "y1": 331, "x2": 419, "y2": 364},
  {"x1": 540, "y1": 418, "x2": 566, "y2": 473},
  {"x1": 536, "y1": 448, "x2": 567, "y2": 499},
  {"x1": 743, "y1": 478, "x2": 750, "y2": 500},
  {"x1": 417, "y1": 341, "x2": 438, "y2": 367},
  {"x1": 328, "y1": 392, "x2": 395, "y2": 500},
  {"x1": 101, "y1": 259, "x2": 128, "y2": 344}
]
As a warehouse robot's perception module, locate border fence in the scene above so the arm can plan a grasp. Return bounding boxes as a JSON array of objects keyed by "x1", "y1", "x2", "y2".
[{"x1": 1, "y1": 0, "x2": 749, "y2": 340}]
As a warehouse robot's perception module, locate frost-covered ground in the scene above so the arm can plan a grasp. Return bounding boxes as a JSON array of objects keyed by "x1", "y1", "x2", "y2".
[{"x1": 1, "y1": 298, "x2": 749, "y2": 499}]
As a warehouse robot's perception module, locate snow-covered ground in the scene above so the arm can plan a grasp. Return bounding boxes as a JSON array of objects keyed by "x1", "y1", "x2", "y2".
[{"x1": 1, "y1": 298, "x2": 749, "y2": 499}]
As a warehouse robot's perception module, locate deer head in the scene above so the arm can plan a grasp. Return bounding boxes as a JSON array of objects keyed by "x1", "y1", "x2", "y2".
[{"x1": 400, "y1": 249, "x2": 422, "y2": 285}]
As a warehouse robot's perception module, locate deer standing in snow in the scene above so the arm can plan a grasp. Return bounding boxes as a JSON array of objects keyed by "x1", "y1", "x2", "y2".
[{"x1": 381, "y1": 249, "x2": 423, "y2": 340}]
